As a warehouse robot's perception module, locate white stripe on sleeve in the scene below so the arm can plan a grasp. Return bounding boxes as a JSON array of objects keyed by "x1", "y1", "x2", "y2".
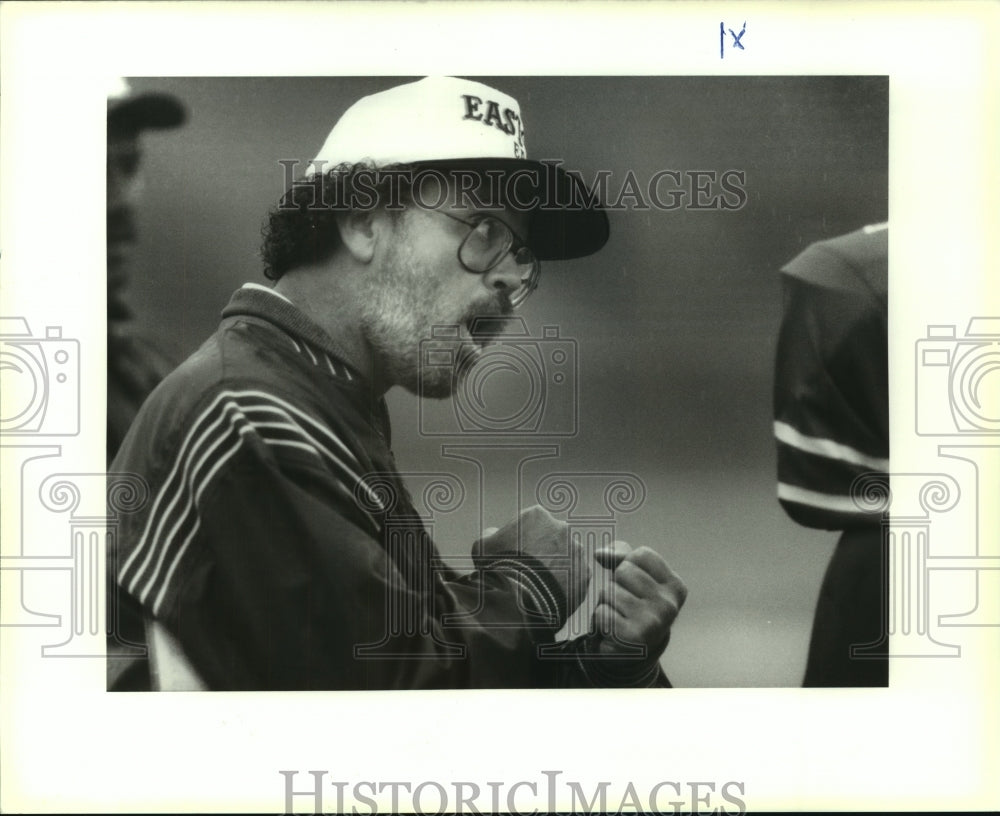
[
  {"x1": 774, "y1": 421, "x2": 889, "y2": 471},
  {"x1": 777, "y1": 482, "x2": 881, "y2": 516}
]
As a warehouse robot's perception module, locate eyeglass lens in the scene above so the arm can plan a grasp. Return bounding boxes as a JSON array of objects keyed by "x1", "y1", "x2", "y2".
[{"x1": 461, "y1": 218, "x2": 536, "y2": 280}]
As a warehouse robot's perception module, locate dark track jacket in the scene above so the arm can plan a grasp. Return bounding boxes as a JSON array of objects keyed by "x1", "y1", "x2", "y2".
[{"x1": 110, "y1": 285, "x2": 668, "y2": 690}]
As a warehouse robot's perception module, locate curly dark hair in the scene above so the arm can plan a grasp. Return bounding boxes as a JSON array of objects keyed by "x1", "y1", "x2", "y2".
[{"x1": 260, "y1": 162, "x2": 415, "y2": 281}]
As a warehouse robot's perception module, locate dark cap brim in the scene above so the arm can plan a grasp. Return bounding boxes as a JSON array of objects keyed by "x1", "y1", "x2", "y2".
[
  {"x1": 409, "y1": 158, "x2": 610, "y2": 262},
  {"x1": 527, "y1": 167, "x2": 610, "y2": 261},
  {"x1": 108, "y1": 92, "x2": 186, "y2": 133}
]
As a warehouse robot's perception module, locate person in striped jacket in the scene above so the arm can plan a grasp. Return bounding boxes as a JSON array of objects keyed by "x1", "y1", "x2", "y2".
[
  {"x1": 773, "y1": 222, "x2": 889, "y2": 686},
  {"x1": 108, "y1": 77, "x2": 687, "y2": 690}
]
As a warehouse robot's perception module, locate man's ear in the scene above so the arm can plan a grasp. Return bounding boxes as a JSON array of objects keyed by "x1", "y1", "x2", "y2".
[{"x1": 336, "y1": 209, "x2": 379, "y2": 264}]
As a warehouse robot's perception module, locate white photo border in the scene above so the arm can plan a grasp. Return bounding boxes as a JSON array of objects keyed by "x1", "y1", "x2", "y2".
[{"x1": 1, "y1": 1, "x2": 998, "y2": 813}]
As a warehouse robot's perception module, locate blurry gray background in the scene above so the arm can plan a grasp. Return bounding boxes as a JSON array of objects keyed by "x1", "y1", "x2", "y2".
[{"x1": 123, "y1": 76, "x2": 888, "y2": 687}]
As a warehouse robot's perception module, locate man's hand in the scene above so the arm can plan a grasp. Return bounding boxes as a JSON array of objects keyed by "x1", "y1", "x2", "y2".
[
  {"x1": 473, "y1": 505, "x2": 591, "y2": 614},
  {"x1": 591, "y1": 543, "x2": 687, "y2": 660}
]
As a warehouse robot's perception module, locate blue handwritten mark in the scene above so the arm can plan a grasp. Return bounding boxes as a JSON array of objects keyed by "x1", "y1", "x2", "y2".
[
  {"x1": 729, "y1": 22, "x2": 747, "y2": 49},
  {"x1": 720, "y1": 21, "x2": 747, "y2": 58}
]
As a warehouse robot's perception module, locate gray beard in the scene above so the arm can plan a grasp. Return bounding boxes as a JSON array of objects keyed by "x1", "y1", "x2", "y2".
[
  {"x1": 358, "y1": 245, "x2": 467, "y2": 398},
  {"x1": 357, "y1": 229, "x2": 511, "y2": 398}
]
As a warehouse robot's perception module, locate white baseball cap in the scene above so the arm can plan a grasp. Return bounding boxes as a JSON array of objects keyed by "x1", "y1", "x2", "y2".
[{"x1": 302, "y1": 76, "x2": 609, "y2": 261}]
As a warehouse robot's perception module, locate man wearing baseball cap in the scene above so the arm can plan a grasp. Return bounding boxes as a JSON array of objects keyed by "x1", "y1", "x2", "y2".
[{"x1": 109, "y1": 77, "x2": 687, "y2": 690}]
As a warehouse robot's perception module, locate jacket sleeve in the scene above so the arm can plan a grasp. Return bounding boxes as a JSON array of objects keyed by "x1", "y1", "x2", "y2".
[
  {"x1": 115, "y1": 389, "x2": 571, "y2": 690},
  {"x1": 443, "y1": 572, "x2": 672, "y2": 688},
  {"x1": 773, "y1": 239, "x2": 889, "y2": 531},
  {"x1": 533, "y1": 635, "x2": 672, "y2": 688}
]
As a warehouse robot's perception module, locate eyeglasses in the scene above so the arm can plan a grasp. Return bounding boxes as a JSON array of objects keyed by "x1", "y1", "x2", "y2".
[{"x1": 432, "y1": 210, "x2": 540, "y2": 308}]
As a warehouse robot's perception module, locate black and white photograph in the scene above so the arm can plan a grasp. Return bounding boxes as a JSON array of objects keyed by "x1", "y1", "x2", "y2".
[
  {"x1": 2, "y1": 2, "x2": 998, "y2": 814},
  {"x1": 106, "y1": 74, "x2": 888, "y2": 692}
]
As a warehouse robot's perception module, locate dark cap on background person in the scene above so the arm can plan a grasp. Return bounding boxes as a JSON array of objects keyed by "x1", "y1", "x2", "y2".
[{"x1": 107, "y1": 77, "x2": 186, "y2": 134}]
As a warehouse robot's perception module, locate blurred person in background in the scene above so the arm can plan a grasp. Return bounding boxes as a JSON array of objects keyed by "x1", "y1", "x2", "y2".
[
  {"x1": 106, "y1": 77, "x2": 186, "y2": 463},
  {"x1": 106, "y1": 78, "x2": 186, "y2": 690},
  {"x1": 773, "y1": 222, "x2": 889, "y2": 686}
]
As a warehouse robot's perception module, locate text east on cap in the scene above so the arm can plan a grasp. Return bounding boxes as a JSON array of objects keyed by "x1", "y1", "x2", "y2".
[{"x1": 303, "y1": 76, "x2": 609, "y2": 262}]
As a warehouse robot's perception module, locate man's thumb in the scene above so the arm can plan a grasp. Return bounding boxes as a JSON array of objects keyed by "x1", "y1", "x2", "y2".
[{"x1": 593, "y1": 541, "x2": 631, "y2": 570}]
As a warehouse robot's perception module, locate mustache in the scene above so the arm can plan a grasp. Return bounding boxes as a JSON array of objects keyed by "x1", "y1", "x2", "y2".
[
  {"x1": 464, "y1": 295, "x2": 512, "y2": 323},
  {"x1": 464, "y1": 299, "x2": 515, "y2": 344}
]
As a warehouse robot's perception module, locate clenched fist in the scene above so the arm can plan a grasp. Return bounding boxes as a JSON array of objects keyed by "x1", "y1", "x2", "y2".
[
  {"x1": 473, "y1": 505, "x2": 591, "y2": 616},
  {"x1": 592, "y1": 543, "x2": 687, "y2": 660}
]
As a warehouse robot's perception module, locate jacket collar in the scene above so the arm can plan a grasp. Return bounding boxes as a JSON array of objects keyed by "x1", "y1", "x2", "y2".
[{"x1": 222, "y1": 284, "x2": 392, "y2": 442}]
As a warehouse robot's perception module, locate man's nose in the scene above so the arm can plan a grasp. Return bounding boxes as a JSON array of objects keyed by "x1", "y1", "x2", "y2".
[{"x1": 482, "y1": 254, "x2": 526, "y2": 294}]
